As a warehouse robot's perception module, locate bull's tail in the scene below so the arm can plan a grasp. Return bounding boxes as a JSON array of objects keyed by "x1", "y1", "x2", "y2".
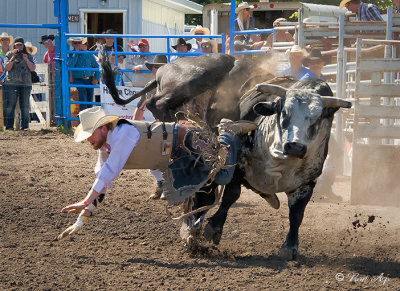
[{"x1": 98, "y1": 50, "x2": 157, "y2": 105}]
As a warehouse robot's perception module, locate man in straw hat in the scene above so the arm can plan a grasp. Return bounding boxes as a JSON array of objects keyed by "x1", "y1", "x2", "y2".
[
  {"x1": 339, "y1": 0, "x2": 383, "y2": 21},
  {"x1": 278, "y1": 45, "x2": 312, "y2": 80},
  {"x1": 67, "y1": 36, "x2": 100, "y2": 111},
  {"x1": 190, "y1": 25, "x2": 211, "y2": 53},
  {"x1": 0, "y1": 32, "x2": 14, "y2": 59},
  {"x1": 57, "y1": 106, "x2": 256, "y2": 240},
  {"x1": 24, "y1": 41, "x2": 38, "y2": 56}
]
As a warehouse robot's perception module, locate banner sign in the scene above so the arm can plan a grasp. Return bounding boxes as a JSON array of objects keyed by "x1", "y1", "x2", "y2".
[{"x1": 100, "y1": 84, "x2": 154, "y2": 121}]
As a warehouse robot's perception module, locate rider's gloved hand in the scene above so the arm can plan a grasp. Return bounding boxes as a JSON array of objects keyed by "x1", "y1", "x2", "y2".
[{"x1": 57, "y1": 214, "x2": 89, "y2": 240}]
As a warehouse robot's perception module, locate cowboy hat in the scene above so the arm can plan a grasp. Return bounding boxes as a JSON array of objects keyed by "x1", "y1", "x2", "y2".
[
  {"x1": 39, "y1": 34, "x2": 55, "y2": 44},
  {"x1": 145, "y1": 54, "x2": 168, "y2": 70},
  {"x1": 285, "y1": 45, "x2": 307, "y2": 57},
  {"x1": 235, "y1": 2, "x2": 255, "y2": 13},
  {"x1": 0, "y1": 32, "x2": 14, "y2": 45},
  {"x1": 339, "y1": 0, "x2": 352, "y2": 9},
  {"x1": 172, "y1": 38, "x2": 192, "y2": 51},
  {"x1": 25, "y1": 42, "x2": 38, "y2": 55},
  {"x1": 67, "y1": 36, "x2": 85, "y2": 46},
  {"x1": 273, "y1": 18, "x2": 287, "y2": 27},
  {"x1": 302, "y1": 48, "x2": 329, "y2": 66},
  {"x1": 74, "y1": 106, "x2": 119, "y2": 142},
  {"x1": 200, "y1": 39, "x2": 218, "y2": 52},
  {"x1": 190, "y1": 26, "x2": 210, "y2": 36}
]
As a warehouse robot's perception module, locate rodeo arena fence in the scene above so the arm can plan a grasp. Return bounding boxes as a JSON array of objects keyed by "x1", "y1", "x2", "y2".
[{"x1": 1, "y1": 0, "x2": 400, "y2": 206}]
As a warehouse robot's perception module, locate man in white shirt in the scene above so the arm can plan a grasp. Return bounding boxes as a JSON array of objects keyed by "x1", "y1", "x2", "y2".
[{"x1": 57, "y1": 106, "x2": 256, "y2": 240}]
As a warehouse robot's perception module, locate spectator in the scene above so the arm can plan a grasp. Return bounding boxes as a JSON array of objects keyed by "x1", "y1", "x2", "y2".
[
  {"x1": 103, "y1": 29, "x2": 125, "y2": 66},
  {"x1": 235, "y1": 2, "x2": 255, "y2": 43},
  {"x1": 200, "y1": 39, "x2": 217, "y2": 54},
  {"x1": 0, "y1": 32, "x2": 14, "y2": 59},
  {"x1": 265, "y1": 18, "x2": 294, "y2": 47},
  {"x1": 134, "y1": 54, "x2": 168, "y2": 200},
  {"x1": 339, "y1": 0, "x2": 383, "y2": 21},
  {"x1": 170, "y1": 38, "x2": 191, "y2": 62},
  {"x1": 39, "y1": 35, "x2": 56, "y2": 63},
  {"x1": 67, "y1": 36, "x2": 100, "y2": 111},
  {"x1": 3, "y1": 37, "x2": 36, "y2": 131},
  {"x1": 278, "y1": 45, "x2": 311, "y2": 79},
  {"x1": 300, "y1": 48, "x2": 328, "y2": 80},
  {"x1": 126, "y1": 39, "x2": 154, "y2": 87},
  {"x1": 190, "y1": 26, "x2": 211, "y2": 54},
  {"x1": 103, "y1": 29, "x2": 125, "y2": 85}
]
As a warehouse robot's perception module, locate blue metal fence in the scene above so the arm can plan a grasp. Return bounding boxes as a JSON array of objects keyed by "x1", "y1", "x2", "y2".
[{"x1": 63, "y1": 33, "x2": 226, "y2": 123}]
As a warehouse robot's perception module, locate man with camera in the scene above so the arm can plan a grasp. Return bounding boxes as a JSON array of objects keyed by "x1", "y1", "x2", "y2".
[{"x1": 3, "y1": 37, "x2": 36, "y2": 131}]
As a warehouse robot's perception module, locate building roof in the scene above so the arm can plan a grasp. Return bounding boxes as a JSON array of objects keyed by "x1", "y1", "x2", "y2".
[{"x1": 151, "y1": 0, "x2": 203, "y2": 14}]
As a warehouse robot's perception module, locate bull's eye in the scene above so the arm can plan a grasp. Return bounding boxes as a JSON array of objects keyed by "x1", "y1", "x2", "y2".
[
  {"x1": 281, "y1": 111, "x2": 290, "y2": 129},
  {"x1": 307, "y1": 123, "x2": 318, "y2": 139}
]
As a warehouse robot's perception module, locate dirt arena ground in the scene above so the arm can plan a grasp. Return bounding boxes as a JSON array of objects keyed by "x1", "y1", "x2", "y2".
[{"x1": 1, "y1": 129, "x2": 399, "y2": 290}]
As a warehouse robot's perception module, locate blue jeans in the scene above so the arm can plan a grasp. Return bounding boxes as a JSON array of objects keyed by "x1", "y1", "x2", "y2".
[
  {"x1": 73, "y1": 77, "x2": 94, "y2": 111},
  {"x1": 3, "y1": 84, "x2": 32, "y2": 130}
]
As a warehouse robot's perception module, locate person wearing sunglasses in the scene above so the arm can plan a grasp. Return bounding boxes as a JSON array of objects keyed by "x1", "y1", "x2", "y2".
[
  {"x1": 200, "y1": 39, "x2": 217, "y2": 54},
  {"x1": 0, "y1": 32, "x2": 14, "y2": 59},
  {"x1": 235, "y1": 2, "x2": 255, "y2": 44},
  {"x1": 189, "y1": 26, "x2": 211, "y2": 54},
  {"x1": 39, "y1": 35, "x2": 56, "y2": 63},
  {"x1": 126, "y1": 38, "x2": 155, "y2": 87}
]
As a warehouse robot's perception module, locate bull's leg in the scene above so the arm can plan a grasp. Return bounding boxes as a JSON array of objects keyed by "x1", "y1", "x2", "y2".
[
  {"x1": 281, "y1": 181, "x2": 315, "y2": 260},
  {"x1": 203, "y1": 172, "x2": 243, "y2": 245}
]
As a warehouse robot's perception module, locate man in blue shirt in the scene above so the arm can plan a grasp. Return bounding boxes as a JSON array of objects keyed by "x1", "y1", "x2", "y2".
[
  {"x1": 278, "y1": 45, "x2": 312, "y2": 80},
  {"x1": 339, "y1": 0, "x2": 383, "y2": 21},
  {"x1": 68, "y1": 37, "x2": 100, "y2": 111}
]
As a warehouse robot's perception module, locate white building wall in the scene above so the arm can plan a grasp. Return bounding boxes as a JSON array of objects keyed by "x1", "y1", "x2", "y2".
[{"x1": 142, "y1": 0, "x2": 185, "y2": 52}]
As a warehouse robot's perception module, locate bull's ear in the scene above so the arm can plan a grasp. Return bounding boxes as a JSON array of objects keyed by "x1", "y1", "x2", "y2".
[{"x1": 253, "y1": 102, "x2": 276, "y2": 116}]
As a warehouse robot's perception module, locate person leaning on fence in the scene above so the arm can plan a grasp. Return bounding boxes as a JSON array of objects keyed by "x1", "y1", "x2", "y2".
[
  {"x1": 265, "y1": 18, "x2": 294, "y2": 48},
  {"x1": 133, "y1": 54, "x2": 168, "y2": 200},
  {"x1": 57, "y1": 106, "x2": 257, "y2": 240},
  {"x1": 67, "y1": 36, "x2": 100, "y2": 111},
  {"x1": 339, "y1": 0, "x2": 383, "y2": 21},
  {"x1": 2, "y1": 37, "x2": 36, "y2": 131},
  {"x1": 278, "y1": 45, "x2": 312, "y2": 80},
  {"x1": 125, "y1": 38, "x2": 154, "y2": 87},
  {"x1": 170, "y1": 38, "x2": 191, "y2": 62},
  {"x1": 235, "y1": 2, "x2": 255, "y2": 44},
  {"x1": 0, "y1": 32, "x2": 13, "y2": 59},
  {"x1": 39, "y1": 35, "x2": 56, "y2": 64}
]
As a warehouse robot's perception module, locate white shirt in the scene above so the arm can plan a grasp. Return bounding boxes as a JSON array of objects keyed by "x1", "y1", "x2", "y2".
[{"x1": 92, "y1": 123, "x2": 140, "y2": 193}]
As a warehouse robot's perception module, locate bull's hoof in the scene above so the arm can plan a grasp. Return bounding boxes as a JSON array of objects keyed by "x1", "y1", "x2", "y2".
[
  {"x1": 203, "y1": 222, "x2": 221, "y2": 245},
  {"x1": 279, "y1": 246, "x2": 298, "y2": 260}
]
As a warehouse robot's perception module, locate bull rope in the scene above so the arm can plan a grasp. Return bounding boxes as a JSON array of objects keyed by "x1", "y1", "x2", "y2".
[{"x1": 166, "y1": 185, "x2": 225, "y2": 221}]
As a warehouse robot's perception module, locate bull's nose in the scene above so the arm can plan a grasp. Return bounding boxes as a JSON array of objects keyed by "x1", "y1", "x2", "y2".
[{"x1": 283, "y1": 142, "x2": 307, "y2": 159}]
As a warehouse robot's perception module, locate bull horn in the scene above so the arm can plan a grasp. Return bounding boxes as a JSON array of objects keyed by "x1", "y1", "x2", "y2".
[
  {"x1": 256, "y1": 84, "x2": 287, "y2": 97},
  {"x1": 321, "y1": 96, "x2": 352, "y2": 108}
]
